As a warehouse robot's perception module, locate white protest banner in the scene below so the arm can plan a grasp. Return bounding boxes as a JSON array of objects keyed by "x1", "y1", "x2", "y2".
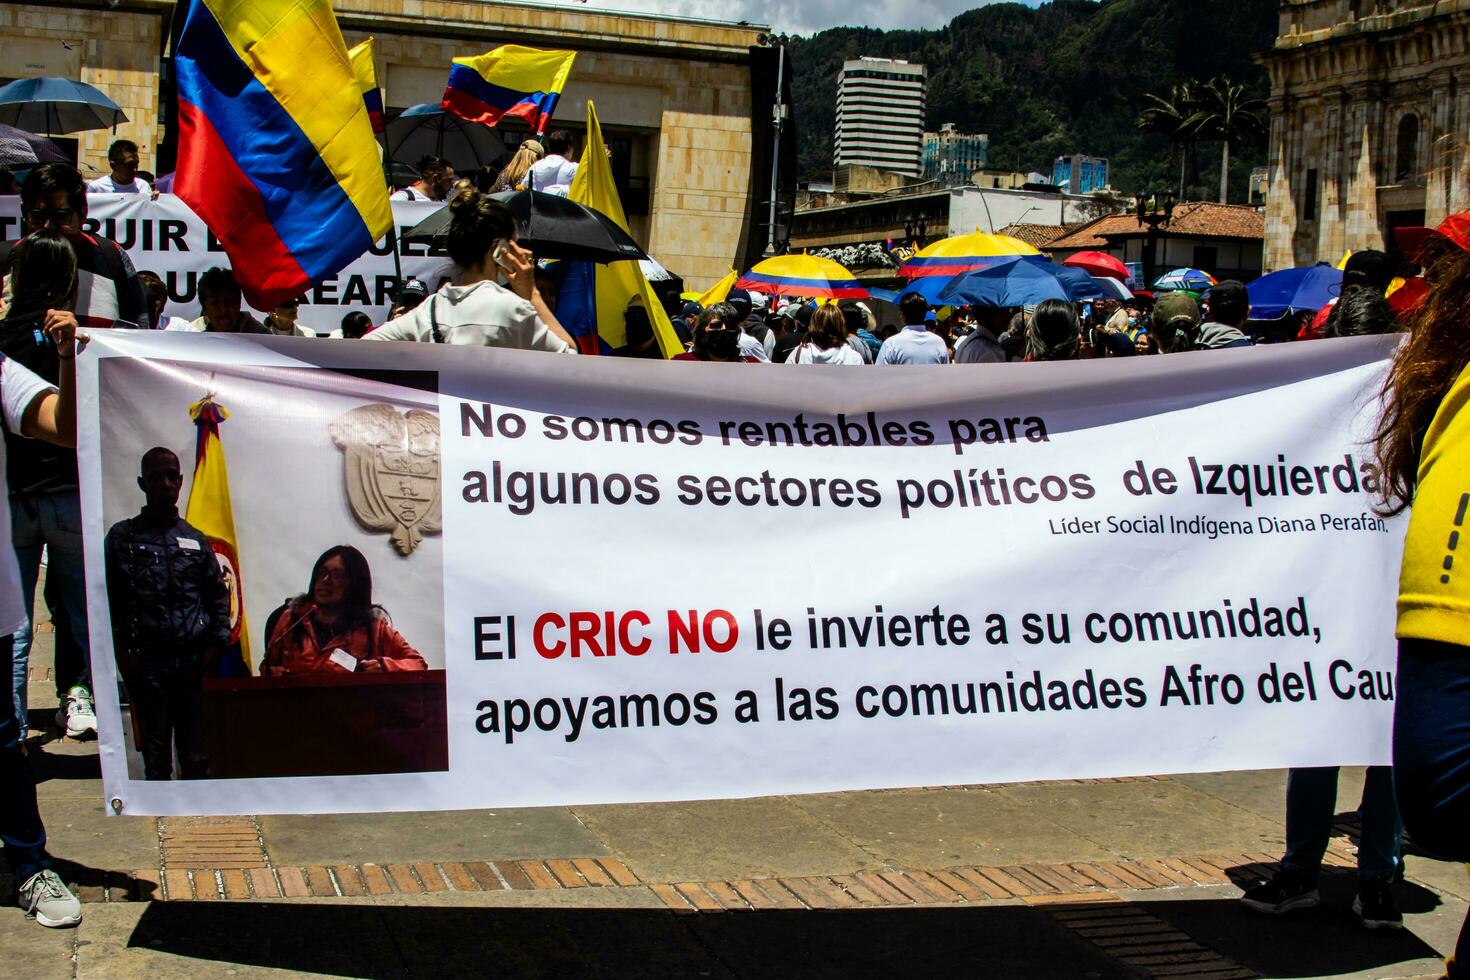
[
  {"x1": 77, "y1": 332, "x2": 1404, "y2": 816},
  {"x1": 0, "y1": 194, "x2": 455, "y2": 330}
]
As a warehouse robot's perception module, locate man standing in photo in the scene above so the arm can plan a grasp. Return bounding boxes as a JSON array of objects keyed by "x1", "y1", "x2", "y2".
[{"x1": 104, "y1": 448, "x2": 230, "y2": 780}]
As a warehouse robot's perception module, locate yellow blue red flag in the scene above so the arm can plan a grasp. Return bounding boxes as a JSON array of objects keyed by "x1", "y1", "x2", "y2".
[
  {"x1": 442, "y1": 45, "x2": 576, "y2": 136},
  {"x1": 569, "y1": 101, "x2": 684, "y2": 358},
  {"x1": 186, "y1": 397, "x2": 252, "y2": 673},
  {"x1": 172, "y1": 0, "x2": 392, "y2": 311},
  {"x1": 348, "y1": 38, "x2": 384, "y2": 134}
]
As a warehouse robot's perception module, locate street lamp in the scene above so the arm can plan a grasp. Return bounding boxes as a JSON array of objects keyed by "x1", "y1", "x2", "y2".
[{"x1": 1134, "y1": 191, "x2": 1176, "y2": 288}]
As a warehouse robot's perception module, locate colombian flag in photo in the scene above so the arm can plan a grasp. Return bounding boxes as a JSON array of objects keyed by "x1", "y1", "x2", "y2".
[
  {"x1": 441, "y1": 45, "x2": 576, "y2": 136},
  {"x1": 173, "y1": 0, "x2": 392, "y2": 311},
  {"x1": 348, "y1": 38, "x2": 384, "y2": 134},
  {"x1": 187, "y1": 397, "x2": 251, "y2": 675}
]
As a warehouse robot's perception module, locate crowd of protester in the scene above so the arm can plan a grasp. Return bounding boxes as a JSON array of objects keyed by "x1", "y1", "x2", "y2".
[{"x1": 0, "y1": 156, "x2": 1468, "y2": 980}]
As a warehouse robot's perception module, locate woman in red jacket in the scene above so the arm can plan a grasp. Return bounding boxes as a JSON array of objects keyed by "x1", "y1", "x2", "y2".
[{"x1": 261, "y1": 545, "x2": 426, "y2": 675}]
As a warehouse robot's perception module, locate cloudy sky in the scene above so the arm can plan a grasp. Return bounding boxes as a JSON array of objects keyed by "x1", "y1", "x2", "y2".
[{"x1": 522, "y1": 0, "x2": 1045, "y2": 37}]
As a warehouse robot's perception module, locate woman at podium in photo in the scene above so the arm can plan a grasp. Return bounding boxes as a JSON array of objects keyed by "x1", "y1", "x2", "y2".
[{"x1": 260, "y1": 545, "x2": 427, "y2": 676}]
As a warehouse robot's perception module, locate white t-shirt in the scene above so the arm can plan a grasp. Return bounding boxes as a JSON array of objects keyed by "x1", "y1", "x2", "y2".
[
  {"x1": 792, "y1": 343, "x2": 863, "y2": 365},
  {"x1": 390, "y1": 185, "x2": 433, "y2": 202},
  {"x1": 737, "y1": 332, "x2": 769, "y2": 362},
  {"x1": 528, "y1": 154, "x2": 578, "y2": 194},
  {"x1": 0, "y1": 356, "x2": 58, "y2": 634},
  {"x1": 176, "y1": 313, "x2": 269, "y2": 333},
  {"x1": 87, "y1": 175, "x2": 152, "y2": 195},
  {"x1": 364, "y1": 280, "x2": 572, "y2": 352}
]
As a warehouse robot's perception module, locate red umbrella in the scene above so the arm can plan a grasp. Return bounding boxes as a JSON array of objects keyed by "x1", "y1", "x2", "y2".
[{"x1": 1064, "y1": 250, "x2": 1129, "y2": 281}]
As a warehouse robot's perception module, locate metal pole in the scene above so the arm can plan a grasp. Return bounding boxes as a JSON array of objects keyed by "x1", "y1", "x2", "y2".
[{"x1": 765, "y1": 43, "x2": 785, "y2": 256}]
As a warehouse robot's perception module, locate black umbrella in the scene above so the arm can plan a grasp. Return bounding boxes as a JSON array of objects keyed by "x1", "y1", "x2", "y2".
[
  {"x1": 0, "y1": 124, "x2": 68, "y2": 167},
  {"x1": 402, "y1": 190, "x2": 647, "y2": 264}
]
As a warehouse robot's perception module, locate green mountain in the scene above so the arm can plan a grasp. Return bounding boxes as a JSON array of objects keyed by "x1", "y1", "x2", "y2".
[{"x1": 789, "y1": 0, "x2": 1278, "y2": 201}]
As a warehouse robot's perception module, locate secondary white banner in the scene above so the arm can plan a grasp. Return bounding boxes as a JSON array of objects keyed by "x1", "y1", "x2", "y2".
[
  {"x1": 77, "y1": 332, "x2": 1404, "y2": 816},
  {"x1": 0, "y1": 194, "x2": 455, "y2": 330}
]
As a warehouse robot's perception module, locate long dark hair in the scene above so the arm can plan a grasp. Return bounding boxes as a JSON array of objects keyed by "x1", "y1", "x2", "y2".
[
  {"x1": 1373, "y1": 247, "x2": 1470, "y2": 514},
  {"x1": 6, "y1": 229, "x2": 76, "y2": 321},
  {"x1": 297, "y1": 545, "x2": 384, "y2": 635},
  {"x1": 1025, "y1": 299, "x2": 1080, "y2": 361}
]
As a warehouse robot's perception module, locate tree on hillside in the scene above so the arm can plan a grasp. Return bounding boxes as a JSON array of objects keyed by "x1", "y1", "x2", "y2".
[
  {"x1": 1183, "y1": 76, "x2": 1268, "y2": 204},
  {"x1": 1136, "y1": 82, "x2": 1200, "y2": 199}
]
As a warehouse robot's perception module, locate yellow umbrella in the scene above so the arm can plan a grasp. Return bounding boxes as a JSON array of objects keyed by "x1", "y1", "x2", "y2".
[{"x1": 899, "y1": 232, "x2": 1041, "y2": 279}]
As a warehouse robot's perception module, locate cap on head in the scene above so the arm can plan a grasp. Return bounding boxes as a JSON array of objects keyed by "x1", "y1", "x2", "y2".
[
  {"x1": 1342, "y1": 250, "x2": 1395, "y2": 292},
  {"x1": 1205, "y1": 280, "x2": 1249, "y2": 324},
  {"x1": 1152, "y1": 291, "x2": 1201, "y2": 329},
  {"x1": 680, "y1": 301, "x2": 704, "y2": 318},
  {"x1": 725, "y1": 288, "x2": 752, "y2": 320},
  {"x1": 400, "y1": 277, "x2": 429, "y2": 300}
]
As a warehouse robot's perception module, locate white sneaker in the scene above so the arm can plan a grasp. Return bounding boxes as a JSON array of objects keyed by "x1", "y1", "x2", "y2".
[
  {"x1": 57, "y1": 686, "x2": 97, "y2": 740},
  {"x1": 18, "y1": 870, "x2": 82, "y2": 928}
]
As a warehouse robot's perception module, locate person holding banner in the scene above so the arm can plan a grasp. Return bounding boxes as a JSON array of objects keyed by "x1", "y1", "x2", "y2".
[
  {"x1": 365, "y1": 191, "x2": 574, "y2": 352},
  {"x1": 1373, "y1": 214, "x2": 1470, "y2": 976},
  {"x1": 260, "y1": 545, "x2": 426, "y2": 676},
  {"x1": 2, "y1": 165, "x2": 148, "y2": 331},
  {"x1": 0, "y1": 285, "x2": 83, "y2": 927},
  {"x1": 179, "y1": 269, "x2": 268, "y2": 334}
]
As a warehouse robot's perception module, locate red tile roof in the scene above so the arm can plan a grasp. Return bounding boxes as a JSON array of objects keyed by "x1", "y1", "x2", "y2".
[
  {"x1": 1043, "y1": 202, "x2": 1264, "y2": 251},
  {"x1": 997, "y1": 223, "x2": 1074, "y2": 248}
]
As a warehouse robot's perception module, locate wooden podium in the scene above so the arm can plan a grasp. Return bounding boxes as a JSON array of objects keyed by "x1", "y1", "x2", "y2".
[{"x1": 201, "y1": 670, "x2": 448, "y2": 778}]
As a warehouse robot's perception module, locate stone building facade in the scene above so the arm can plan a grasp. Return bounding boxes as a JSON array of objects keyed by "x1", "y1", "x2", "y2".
[
  {"x1": 0, "y1": 0, "x2": 767, "y2": 289},
  {"x1": 1261, "y1": 0, "x2": 1470, "y2": 270}
]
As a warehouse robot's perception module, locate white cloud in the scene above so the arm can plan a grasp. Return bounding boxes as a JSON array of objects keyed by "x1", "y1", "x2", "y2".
[{"x1": 515, "y1": 0, "x2": 1041, "y2": 36}]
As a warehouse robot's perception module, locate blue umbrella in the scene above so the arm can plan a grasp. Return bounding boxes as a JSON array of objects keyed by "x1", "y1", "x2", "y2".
[
  {"x1": 0, "y1": 77, "x2": 126, "y2": 134},
  {"x1": 1246, "y1": 263, "x2": 1343, "y2": 319},
  {"x1": 939, "y1": 258, "x2": 1074, "y2": 307},
  {"x1": 1053, "y1": 265, "x2": 1108, "y2": 301}
]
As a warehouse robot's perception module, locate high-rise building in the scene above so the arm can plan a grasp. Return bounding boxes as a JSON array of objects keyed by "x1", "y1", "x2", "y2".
[
  {"x1": 1052, "y1": 154, "x2": 1110, "y2": 194},
  {"x1": 834, "y1": 57, "x2": 926, "y2": 178},
  {"x1": 923, "y1": 123, "x2": 989, "y2": 183}
]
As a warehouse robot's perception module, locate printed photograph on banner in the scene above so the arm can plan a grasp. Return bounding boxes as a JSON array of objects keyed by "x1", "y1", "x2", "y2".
[{"x1": 95, "y1": 357, "x2": 448, "y2": 781}]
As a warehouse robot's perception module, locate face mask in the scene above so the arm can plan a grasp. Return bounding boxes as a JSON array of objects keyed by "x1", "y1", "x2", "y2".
[{"x1": 705, "y1": 329, "x2": 740, "y2": 360}]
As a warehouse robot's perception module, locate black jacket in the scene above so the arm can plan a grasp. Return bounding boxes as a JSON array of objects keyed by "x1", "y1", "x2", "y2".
[{"x1": 105, "y1": 505, "x2": 231, "y2": 656}]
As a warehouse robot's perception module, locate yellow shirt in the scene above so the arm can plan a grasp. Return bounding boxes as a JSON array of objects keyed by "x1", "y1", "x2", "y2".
[{"x1": 1398, "y1": 361, "x2": 1470, "y2": 642}]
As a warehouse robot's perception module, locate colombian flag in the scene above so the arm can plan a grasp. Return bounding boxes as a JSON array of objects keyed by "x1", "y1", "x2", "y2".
[
  {"x1": 187, "y1": 397, "x2": 251, "y2": 675},
  {"x1": 441, "y1": 45, "x2": 576, "y2": 136},
  {"x1": 697, "y1": 269, "x2": 737, "y2": 308},
  {"x1": 348, "y1": 38, "x2": 384, "y2": 134},
  {"x1": 569, "y1": 101, "x2": 684, "y2": 358},
  {"x1": 173, "y1": 0, "x2": 392, "y2": 311}
]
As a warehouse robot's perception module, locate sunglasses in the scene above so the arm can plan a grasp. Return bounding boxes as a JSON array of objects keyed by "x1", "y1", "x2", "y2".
[{"x1": 28, "y1": 208, "x2": 76, "y2": 225}]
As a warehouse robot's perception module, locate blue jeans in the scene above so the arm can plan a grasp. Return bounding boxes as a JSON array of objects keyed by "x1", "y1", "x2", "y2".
[
  {"x1": 10, "y1": 490, "x2": 91, "y2": 733},
  {"x1": 0, "y1": 635, "x2": 48, "y2": 883},
  {"x1": 1281, "y1": 765, "x2": 1401, "y2": 884}
]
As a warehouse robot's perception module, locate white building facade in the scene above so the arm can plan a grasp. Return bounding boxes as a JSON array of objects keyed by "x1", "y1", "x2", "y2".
[{"x1": 834, "y1": 57, "x2": 927, "y2": 178}]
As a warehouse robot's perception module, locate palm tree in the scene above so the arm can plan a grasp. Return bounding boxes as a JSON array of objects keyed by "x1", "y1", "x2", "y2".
[
  {"x1": 1183, "y1": 76, "x2": 1268, "y2": 204},
  {"x1": 1136, "y1": 82, "x2": 1200, "y2": 198}
]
